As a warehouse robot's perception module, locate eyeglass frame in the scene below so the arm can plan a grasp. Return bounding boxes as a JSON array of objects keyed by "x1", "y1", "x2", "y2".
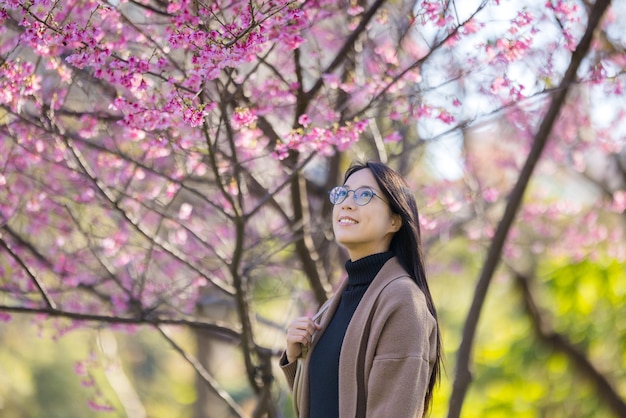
[{"x1": 328, "y1": 185, "x2": 385, "y2": 206}]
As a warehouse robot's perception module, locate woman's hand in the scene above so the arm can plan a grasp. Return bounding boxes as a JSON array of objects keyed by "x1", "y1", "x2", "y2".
[{"x1": 285, "y1": 316, "x2": 322, "y2": 363}]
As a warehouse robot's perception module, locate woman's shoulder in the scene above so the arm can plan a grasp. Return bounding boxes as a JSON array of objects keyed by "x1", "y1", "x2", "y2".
[
  {"x1": 377, "y1": 258, "x2": 420, "y2": 294},
  {"x1": 377, "y1": 265, "x2": 430, "y2": 313},
  {"x1": 366, "y1": 257, "x2": 428, "y2": 309},
  {"x1": 380, "y1": 275, "x2": 424, "y2": 301}
]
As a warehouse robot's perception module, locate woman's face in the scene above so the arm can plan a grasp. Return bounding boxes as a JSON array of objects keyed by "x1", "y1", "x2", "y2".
[{"x1": 332, "y1": 168, "x2": 401, "y2": 261}]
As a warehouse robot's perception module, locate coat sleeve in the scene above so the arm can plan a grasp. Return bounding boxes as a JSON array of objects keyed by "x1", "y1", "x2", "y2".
[
  {"x1": 279, "y1": 351, "x2": 298, "y2": 390},
  {"x1": 365, "y1": 278, "x2": 437, "y2": 418}
]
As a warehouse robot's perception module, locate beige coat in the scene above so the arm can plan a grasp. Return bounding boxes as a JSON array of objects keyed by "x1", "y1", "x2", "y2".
[{"x1": 280, "y1": 257, "x2": 438, "y2": 417}]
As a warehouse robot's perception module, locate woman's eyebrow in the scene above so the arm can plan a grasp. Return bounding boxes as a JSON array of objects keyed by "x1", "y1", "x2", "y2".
[{"x1": 344, "y1": 184, "x2": 378, "y2": 191}]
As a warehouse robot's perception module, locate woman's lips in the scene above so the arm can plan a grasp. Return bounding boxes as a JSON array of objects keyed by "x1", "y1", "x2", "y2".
[{"x1": 337, "y1": 216, "x2": 358, "y2": 225}]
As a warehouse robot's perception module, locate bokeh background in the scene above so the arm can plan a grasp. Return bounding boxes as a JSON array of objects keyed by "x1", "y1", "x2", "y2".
[{"x1": 0, "y1": 0, "x2": 624, "y2": 417}]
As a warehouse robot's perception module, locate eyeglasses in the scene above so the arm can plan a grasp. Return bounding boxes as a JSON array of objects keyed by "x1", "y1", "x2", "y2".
[{"x1": 328, "y1": 186, "x2": 383, "y2": 206}]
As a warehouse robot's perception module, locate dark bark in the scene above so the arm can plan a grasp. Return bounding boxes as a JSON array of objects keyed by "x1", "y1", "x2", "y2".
[
  {"x1": 447, "y1": 1, "x2": 614, "y2": 416},
  {"x1": 514, "y1": 270, "x2": 626, "y2": 418}
]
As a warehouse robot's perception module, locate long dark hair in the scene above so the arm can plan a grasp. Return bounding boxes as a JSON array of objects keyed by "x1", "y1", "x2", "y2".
[{"x1": 343, "y1": 160, "x2": 442, "y2": 416}]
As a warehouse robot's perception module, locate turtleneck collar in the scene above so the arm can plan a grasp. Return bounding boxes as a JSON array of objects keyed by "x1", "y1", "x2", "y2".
[{"x1": 345, "y1": 251, "x2": 394, "y2": 287}]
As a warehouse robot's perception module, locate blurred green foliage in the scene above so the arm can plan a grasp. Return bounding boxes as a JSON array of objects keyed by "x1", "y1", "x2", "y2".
[
  {"x1": 430, "y1": 257, "x2": 625, "y2": 418},
  {"x1": 0, "y1": 257, "x2": 624, "y2": 417},
  {"x1": 0, "y1": 322, "x2": 197, "y2": 418}
]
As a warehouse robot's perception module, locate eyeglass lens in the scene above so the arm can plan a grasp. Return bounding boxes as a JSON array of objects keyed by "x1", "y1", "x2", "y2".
[{"x1": 329, "y1": 186, "x2": 376, "y2": 206}]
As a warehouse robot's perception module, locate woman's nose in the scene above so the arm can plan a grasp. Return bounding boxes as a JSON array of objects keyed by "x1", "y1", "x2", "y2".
[{"x1": 340, "y1": 193, "x2": 356, "y2": 209}]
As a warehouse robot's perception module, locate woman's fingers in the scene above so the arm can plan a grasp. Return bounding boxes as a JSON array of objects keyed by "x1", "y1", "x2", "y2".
[
  {"x1": 285, "y1": 316, "x2": 322, "y2": 362},
  {"x1": 290, "y1": 317, "x2": 320, "y2": 336},
  {"x1": 287, "y1": 317, "x2": 315, "y2": 346}
]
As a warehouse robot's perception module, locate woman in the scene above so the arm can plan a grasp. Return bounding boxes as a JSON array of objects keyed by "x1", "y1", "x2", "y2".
[{"x1": 280, "y1": 161, "x2": 442, "y2": 418}]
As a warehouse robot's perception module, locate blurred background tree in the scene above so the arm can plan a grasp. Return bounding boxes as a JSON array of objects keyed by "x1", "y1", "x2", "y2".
[{"x1": 0, "y1": 0, "x2": 624, "y2": 417}]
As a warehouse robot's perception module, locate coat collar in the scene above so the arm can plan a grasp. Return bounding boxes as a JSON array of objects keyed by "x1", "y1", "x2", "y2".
[
  {"x1": 302, "y1": 257, "x2": 411, "y2": 417},
  {"x1": 315, "y1": 256, "x2": 409, "y2": 340}
]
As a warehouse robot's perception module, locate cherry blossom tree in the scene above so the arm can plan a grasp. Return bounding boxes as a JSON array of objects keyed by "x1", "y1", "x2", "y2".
[{"x1": 0, "y1": 0, "x2": 624, "y2": 416}]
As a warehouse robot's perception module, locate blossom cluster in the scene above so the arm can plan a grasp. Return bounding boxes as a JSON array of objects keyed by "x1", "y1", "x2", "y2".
[{"x1": 273, "y1": 119, "x2": 369, "y2": 160}]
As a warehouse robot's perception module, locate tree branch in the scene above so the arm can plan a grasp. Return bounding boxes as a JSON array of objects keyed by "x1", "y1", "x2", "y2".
[
  {"x1": 156, "y1": 326, "x2": 246, "y2": 418},
  {"x1": 447, "y1": 1, "x2": 613, "y2": 416},
  {"x1": 0, "y1": 304, "x2": 242, "y2": 341},
  {"x1": 304, "y1": 0, "x2": 387, "y2": 102},
  {"x1": 513, "y1": 270, "x2": 626, "y2": 417},
  {"x1": 0, "y1": 235, "x2": 57, "y2": 309}
]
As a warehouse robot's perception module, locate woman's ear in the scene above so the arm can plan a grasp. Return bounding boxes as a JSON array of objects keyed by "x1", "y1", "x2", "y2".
[{"x1": 390, "y1": 214, "x2": 402, "y2": 233}]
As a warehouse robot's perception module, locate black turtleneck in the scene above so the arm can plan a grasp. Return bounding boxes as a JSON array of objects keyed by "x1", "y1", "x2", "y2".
[{"x1": 308, "y1": 251, "x2": 394, "y2": 418}]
